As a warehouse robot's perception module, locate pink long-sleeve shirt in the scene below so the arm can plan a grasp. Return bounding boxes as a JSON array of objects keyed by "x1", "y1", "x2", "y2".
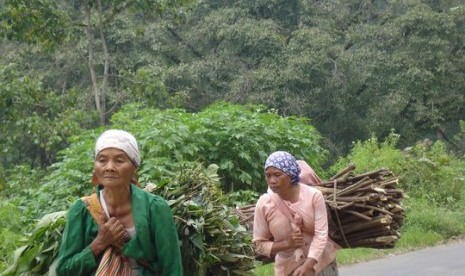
[{"x1": 253, "y1": 184, "x2": 338, "y2": 275}]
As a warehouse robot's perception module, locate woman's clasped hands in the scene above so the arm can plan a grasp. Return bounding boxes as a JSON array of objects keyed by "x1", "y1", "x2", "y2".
[{"x1": 91, "y1": 217, "x2": 129, "y2": 255}]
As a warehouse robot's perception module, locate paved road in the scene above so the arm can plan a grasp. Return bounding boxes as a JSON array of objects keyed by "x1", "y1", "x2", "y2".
[{"x1": 339, "y1": 240, "x2": 465, "y2": 276}]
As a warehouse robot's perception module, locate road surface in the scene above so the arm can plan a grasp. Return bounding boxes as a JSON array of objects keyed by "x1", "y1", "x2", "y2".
[{"x1": 339, "y1": 240, "x2": 465, "y2": 275}]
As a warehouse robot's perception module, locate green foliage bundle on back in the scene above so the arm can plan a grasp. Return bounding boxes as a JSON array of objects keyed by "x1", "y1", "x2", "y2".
[{"x1": 152, "y1": 163, "x2": 255, "y2": 275}]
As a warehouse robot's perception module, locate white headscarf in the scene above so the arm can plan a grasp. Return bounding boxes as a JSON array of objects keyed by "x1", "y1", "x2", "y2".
[{"x1": 94, "y1": 129, "x2": 141, "y2": 167}]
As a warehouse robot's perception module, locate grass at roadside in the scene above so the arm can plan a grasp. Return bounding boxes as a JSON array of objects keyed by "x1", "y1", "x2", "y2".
[{"x1": 254, "y1": 197, "x2": 465, "y2": 275}]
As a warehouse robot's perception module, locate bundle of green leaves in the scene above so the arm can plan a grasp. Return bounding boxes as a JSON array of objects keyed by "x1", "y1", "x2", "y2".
[{"x1": 152, "y1": 162, "x2": 255, "y2": 275}]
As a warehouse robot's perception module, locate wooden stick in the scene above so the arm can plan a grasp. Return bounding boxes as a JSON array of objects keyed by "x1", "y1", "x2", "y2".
[
  {"x1": 342, "y1": 215, "x2": 392, "y2": 234},
  {"x1": 349, "y1": 235, "x2": 398, "y2": 247},
  {"x1": 352, "y1": 203, "x2": 395, "y2": 216},
  {"x1": 329, "y1": 163, "x2": 356, "y2": 181},
  {"x1": 346, "y1": 169, "x2": 389, "y2": 182},
  {"x1": 339, "y1": 209, "x2": 373, "y2": 221},
  {"x1": 338, "y1": 178, "x2": 376, "y2": 197}
]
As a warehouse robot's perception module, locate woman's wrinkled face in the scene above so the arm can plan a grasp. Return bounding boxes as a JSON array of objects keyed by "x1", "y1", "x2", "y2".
[
  {"x1": 265, "y1": 166, "x2": 292, "y2": 194},
  {"x1": 94, "y1": 148, "x2": 136, "y2": 188}
]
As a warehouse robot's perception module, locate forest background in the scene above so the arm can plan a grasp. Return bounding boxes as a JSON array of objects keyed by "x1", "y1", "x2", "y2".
[{"x1": 1, "y1": 0, "x2": 465, "y2": 274}]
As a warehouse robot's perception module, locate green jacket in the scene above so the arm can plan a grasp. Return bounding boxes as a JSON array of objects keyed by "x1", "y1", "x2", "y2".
[{"x1": 56, "y1": 184, "x2": 183, "y2": 275}]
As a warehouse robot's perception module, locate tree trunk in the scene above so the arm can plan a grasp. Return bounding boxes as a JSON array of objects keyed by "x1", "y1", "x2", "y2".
[
  {"x1": 97, "y1": 0, "x2": 109, "y2": 125},
  {"x1": 85, "y1": 4, "x2": 105, "y2": 126}
]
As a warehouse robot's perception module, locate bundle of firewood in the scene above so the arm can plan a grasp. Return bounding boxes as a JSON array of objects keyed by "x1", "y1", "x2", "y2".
[{"x1": 235, "y1": 164, "x2": 405, "y2": 249}]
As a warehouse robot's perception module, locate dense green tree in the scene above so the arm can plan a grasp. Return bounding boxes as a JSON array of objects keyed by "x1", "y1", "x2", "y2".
[
  {"x1": 0, "y1": 0, "x2": 196, "y2": 167},
  {"x1": 339, "y1": 1, "x2": 465, "y2": 148},
  {"x1": 160, "y1": 0, "x2": 465, "y2": 155},
  {"x1": 1, "y1": 0, "x2": 196, "y2": 124},
  {"x1": 0, "y1": 63, "x2": 91, "y2": 168},
  {"x1": 1, "y1": 0, "x2": 465, "y2": 168}
]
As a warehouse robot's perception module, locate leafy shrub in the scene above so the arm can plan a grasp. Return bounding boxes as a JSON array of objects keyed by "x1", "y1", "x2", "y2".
[
  {"x1": 23, "y1": 102, "x2": 325, "y2": 219},
  {"x1": 111, "y1": 102, "x2": 326, "y2": 192},
  {"x1": 0, "y1": 203, "x2": 25, "y2": 271},
  {"x1": 0, "y1": 229, "x2": 23, "y2": 273},
  {"x1": 401, "y1": 140, "x2": 465, "y2": 206},
  {"x1": 1, "y1": 166, "x2": 46, "y2": 230},
  {"x1": 5, "y1": 131, "x2": 101, "y2": 222},
  {"x1": 330, "y1": 132, "x2": 465, "y2": 208},
  {"x1": 329, "y1": 132, "x2": 405, "y2": 175},
  {"x1": 2, "y1": 166, "x2": 44, "y2": 198}
]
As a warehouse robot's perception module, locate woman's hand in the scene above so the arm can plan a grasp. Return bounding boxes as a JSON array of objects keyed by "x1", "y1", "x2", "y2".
[
  {"x1": 292, "y1": 258, "x2": 316, "y2": 276},
  {"x1": 292, "y1": 266, "x2": 315, "y2": 276},
  {"x1": 288, "y1": 230, "x2": 304, "y2": 249},
  {"x1": 101, "y1": 217, "x2": 129, "y2": 247},
  {"x1": 90, "y1": 217, "x2": 128, "y2": 256},
  {"x1": 270, "y1": 229, "x2": 305, "y2": 255}
]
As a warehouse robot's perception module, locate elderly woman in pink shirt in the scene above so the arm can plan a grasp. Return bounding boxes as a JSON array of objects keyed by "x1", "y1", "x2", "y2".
[{"x1": 253, "y1": 151, "x2": 339, "y2": 276}]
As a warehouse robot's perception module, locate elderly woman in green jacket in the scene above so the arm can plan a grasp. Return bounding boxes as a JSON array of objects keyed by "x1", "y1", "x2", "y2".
[{"x1": 56, "y1": 129, "x2": 182, "y2": 276}]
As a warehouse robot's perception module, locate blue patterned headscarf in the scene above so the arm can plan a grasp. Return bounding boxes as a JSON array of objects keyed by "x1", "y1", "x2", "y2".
[{"x1": 264, "y1": 151, "x2": 301, "y2": 184}]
